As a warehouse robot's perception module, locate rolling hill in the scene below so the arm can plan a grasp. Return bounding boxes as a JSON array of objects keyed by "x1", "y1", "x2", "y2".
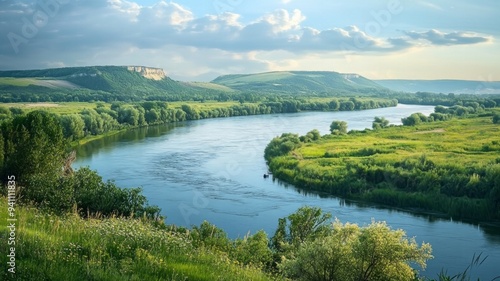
[
  {"x1": 211, "y1": 71, "x2": 391, "y2": 95},
  {"x1": 0, "y1": 67, "x2": 396, "y2": 102},
  {"x1": 375, "y1": 79, "x2": 500, "y2": 95},
  {"x1": 0, "y1": 66, "x2": 234, "y2": 102}
]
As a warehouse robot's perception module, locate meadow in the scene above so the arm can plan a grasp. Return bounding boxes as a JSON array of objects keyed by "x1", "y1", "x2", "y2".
[
  {"x1": 265, "y1": 111, "x2": 500, "y2": 222},
  {"x1": 0, "y1": 198, "x2": 275, "y2": 281}
]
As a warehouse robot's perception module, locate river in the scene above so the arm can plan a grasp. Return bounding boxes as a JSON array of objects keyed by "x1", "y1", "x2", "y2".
[{"x1": 74, "y1": 104, "x2": 500, "y2": 280}]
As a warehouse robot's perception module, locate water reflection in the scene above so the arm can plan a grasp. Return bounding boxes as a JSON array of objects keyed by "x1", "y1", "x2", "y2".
[{"x1": 75, "y1": 123, "x2": 178, "y2": 159}]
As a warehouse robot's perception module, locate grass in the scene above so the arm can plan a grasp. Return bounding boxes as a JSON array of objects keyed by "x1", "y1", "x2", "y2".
[
  {"x1": 168, "y1": 100, "x2": 241, "y2": 110},
  {"x1": 266, "y1": 113, "x2": 500, "y2": 221},
  {"x1": 0, "y1": 77, "x2": 37, "y2": 87},
  {"x1": 213, "y1": 72, "x2": 294, "y2": 85},
  {"x1": 302, "y1": 117, "x2": 499, "y2": 167},
  {"x1": 0, "y1": 102, "x2": 101, "y2": 115},
  {"x1": 0, "y1": 198, "x2": 276, "y2": 281},
  {"x1": 184, "y1": 82, "x2": 236, "y2": 92}
]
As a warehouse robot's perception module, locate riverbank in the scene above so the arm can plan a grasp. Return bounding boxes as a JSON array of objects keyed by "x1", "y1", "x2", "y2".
[
  {"x1": 265, "y1": 112, "x2": 500, "y2": 223},
  {"x1": 51, "y1": 97, "x2": 397, "y2": 147}
]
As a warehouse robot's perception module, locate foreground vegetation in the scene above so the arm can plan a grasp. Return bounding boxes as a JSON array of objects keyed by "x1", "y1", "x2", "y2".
[
  {"x1": 265, "y1": 108, "x2": 500, "y2": 222},
  {"x1": 1, "y1": 198, "x2": 437, "y2": 281},
  {"x1": 0, "y1": 197, "x2": 276, "y2": 281}
]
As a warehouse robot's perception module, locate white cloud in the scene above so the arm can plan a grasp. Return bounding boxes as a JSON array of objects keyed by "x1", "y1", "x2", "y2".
[
  {"x1": 403, "y1": 29, "x2": 492, "y2": 46},
  {"x1": 0, "y1": 0, "x2": 496, "y2": 80}
]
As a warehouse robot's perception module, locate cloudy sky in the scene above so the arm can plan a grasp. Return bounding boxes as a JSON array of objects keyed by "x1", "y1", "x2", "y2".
[{"x1": 1, "y1": 0, "x2": 499, "y2": 81}]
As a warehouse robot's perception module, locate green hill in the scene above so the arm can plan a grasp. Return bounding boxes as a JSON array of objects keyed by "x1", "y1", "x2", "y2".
[
  {"x1": 0, "y1": 67, "x2": 394, "y2": 102},
  {"x1": 0, "y1": 66, "x2": 230, "y2": 102},
  {"x1": 376, "y1": 79, "x2": 500, "y2": 94},
  {"x1": 211, "y1": 71, "x2": 390, "y2": 95}
]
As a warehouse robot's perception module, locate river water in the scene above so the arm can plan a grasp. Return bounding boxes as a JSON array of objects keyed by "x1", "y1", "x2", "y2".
[{"x1": 74, "y1": 104, "x2": 500, "y2": 279}]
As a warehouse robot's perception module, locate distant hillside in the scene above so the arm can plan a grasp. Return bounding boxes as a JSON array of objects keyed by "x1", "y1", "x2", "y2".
[
  {"x1": 0, "y1": 66, "x2": 188, "y2": 92},
  {"x1": 212, "y1": 71, "x2": 391, "y2": 95},
  {"x1": 0, "y1": 66, "x2": 230, "y2": 102},
  {"x1": 0, "y1": 67, "x2": 397, "y2": 102},
  {"x1": 376, "y1": 79, "x2": 500, "y2": 95}
]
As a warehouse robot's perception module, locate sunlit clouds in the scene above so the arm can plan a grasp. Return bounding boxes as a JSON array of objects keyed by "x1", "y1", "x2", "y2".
[{"x1": 0, "y1": 0, "x2": 498, "y2": 80}]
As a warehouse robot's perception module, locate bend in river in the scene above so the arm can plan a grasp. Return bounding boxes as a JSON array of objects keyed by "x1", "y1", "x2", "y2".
[{"x1": 74, "y1": 104, "x2": 500, "y2": 280}]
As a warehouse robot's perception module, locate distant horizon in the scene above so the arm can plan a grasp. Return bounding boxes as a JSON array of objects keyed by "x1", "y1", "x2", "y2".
[
  {"x1": 1, "y1": 65, "x2": 499, "y2": 83},
  {"x1": 1, "y1": 1, "x2": 499, "y2": 82}
]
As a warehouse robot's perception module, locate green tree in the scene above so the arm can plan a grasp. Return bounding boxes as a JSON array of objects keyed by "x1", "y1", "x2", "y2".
[
  {"x1": 280, "y1": 220, "x2": 433, "y2": 281},
  {"x1": 60, "y1": 114, "x2": 85, "y2": 140},
  {"x1": 329, "y1": 99, "x2": 340, "y2": 111},
  {"x1": 70, "y1": 167, "x2": 158, "y2": 218},
  {"x1": 117, "y1": 106, "x2": 140, "y2": 126},
  {"x1": 308, "y1": 129, "x2": 321, "y2": 140},
  {"x1": 190, "y1": 221, "x2": 230, "y2": 251},
  {"x1": 100, "y1": 112, "x2": 120, "y2": 133},
  {"x1": 493, "y1": 113, "x2": 500, "y2": 124},
  {"x1": 0, "y1": 107, "x2": 12, "y2": 121},
  {"x1": 402, "y1": 113, "x2": 427, "y2": 126},
  {"x1": 232, "y1": 230, "x2": 273, "y2": 267},
  {"x1": 181, "y1": 104, "x2": 200, "y2": 120},
  {"x1": 81, "y1": 109, "x2": 104, "y2": 135},
  {"x1": 1, "y1": 111, "x2": 68, "y2": 209},
  {"x1": 271, "y1": 206, "x2": 332, "y2": 253},
  {"x1": 264, "y1": 133, "x2": 301, "y2": 160},
  {"x1": 340, "y1": 101, "x2": 355, "y2": 111},
  {"x1": 372, "y1": 117, "x2": 389, "y2": 130},
  {"x1": 330, "y1": 120, "x2": 348, "y2": 135}
]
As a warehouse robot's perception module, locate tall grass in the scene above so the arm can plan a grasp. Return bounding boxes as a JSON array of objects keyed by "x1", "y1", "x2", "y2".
[{"x1": 0, "y1": 198, "x2": 275, "y2": 281}]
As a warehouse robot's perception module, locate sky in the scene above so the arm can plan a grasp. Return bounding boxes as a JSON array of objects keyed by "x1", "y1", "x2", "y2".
[{"x1": 0, "y1": 0, "x2": 499, "y2": 81}]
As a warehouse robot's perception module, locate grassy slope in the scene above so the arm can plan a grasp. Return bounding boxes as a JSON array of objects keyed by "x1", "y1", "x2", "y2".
[
  {"x1": 183, "y1": 82, "x2": 237, "y2": 93},
  {"x1": 0, "y1": 102, "x2": 100, "y2": 115},
  {"x1": 0, "y1": 198, "x2": 275, "y2": 281},
  {"x1": 0, "y1": 66, "x2": 218, "y2": 97},
  {"x1": 0, "y1": 77, "x2": 38, "y2": 87},
  {"x1": 212, "y1": 71, "x2": 389, "y2": 94},
  {"x1": 375, "y1": 79, "x2": 500, "y2": 94}
]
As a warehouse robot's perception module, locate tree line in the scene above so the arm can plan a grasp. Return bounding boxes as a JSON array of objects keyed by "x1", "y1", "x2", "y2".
[
  {"x1": 0, "y1": 110, "x2": 160, "y2": 218},
  {"x1": 0, "y1": 98, "x2": 398, "y2": 143}
]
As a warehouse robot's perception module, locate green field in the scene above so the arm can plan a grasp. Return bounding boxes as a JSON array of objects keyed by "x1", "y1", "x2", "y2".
[
  {"x1": 0, "y1": 102, "x2": 100, "y2": 115},
  {"x1": 265, "y1": 113, "x2": 500, "y2": 221},
  {"x1": 184, "y1": 82, "x2": 236, "y2": 92},
  {"x1": 0, "y1": 77, "x2": 37, "y2": 87}
]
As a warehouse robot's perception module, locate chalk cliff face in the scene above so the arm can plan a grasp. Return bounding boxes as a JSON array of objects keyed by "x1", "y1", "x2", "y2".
[{"x1": 127, "y1": 66, "x2": 166, "y2": 80}]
